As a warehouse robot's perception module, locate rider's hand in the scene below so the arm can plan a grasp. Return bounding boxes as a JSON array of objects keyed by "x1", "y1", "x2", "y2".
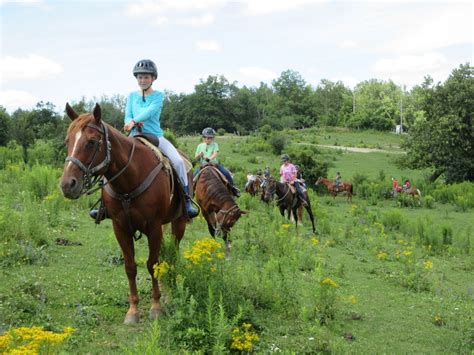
[{"x1": 124, "y1": 120, "x2": 136, "y2": 132}]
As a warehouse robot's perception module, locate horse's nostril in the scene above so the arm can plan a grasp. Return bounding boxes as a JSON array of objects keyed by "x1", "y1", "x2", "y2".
[{"x1": 70, "y1": 178, "x2": 77, "y2": 189}]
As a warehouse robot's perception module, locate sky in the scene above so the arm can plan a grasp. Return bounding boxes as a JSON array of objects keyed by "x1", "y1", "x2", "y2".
[{"x1": 0, "y1": 0, "x2": 472, "y2": 113}]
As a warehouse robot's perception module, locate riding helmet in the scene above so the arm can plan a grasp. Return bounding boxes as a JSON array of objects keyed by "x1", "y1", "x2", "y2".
[
  {"x1": 281, "y1": 154, "x2": 290, "y2": 161},
  {"x1": 133, "y1": 59, "x2": 158, "y2": 78},
  {"x1": 202, "y1": 127, "x2": 216, "y2": 138}
]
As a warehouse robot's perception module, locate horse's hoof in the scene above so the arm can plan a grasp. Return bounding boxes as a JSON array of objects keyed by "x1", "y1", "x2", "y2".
[
  {"x1": 149, "y1": 308, "x2": 163, "y2": 320},
  {"x1": 124, "y1": 314, "x2": 139, "y2": 325}
]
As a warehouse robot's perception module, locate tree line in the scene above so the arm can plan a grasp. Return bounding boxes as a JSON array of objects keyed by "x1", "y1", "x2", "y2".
[{"x1": 0, "y1": 63, "x2": 472, "y2": 182}]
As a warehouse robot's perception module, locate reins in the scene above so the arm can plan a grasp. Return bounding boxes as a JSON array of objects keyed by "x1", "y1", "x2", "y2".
[{"x1": 65, "y1": 120, "x2": 168, "y2": 241}]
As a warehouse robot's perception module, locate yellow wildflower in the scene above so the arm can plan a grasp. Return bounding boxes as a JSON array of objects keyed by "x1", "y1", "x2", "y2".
[
  {"x1": 230, "y1": 323, "x2": 260, "y2": 352},
  {"x1": 311, "y1": 237, "x2": 320, "y2": 246},
  {"x1": 183, "y1": 238, "x2": 223, "y2": 266},
  {"x1": 423, "y1": 260, "x2": 433, "y2": 269},
  {"x1": 153, "y1": 261, "x2": 170, "y2": 279},
  {"x1": 348, "y1": 295, "x2": 358, "y2": 304},
  {"x1": 1, "y1": 326, "x2": 75, "y2": 354},
  {"x1": 281, "y1": 224, "x2": 290, "y2": 231},
  {"x1": 377, "y1": 251, "x2": 388, "y2": 260},
  {"x1": 403, "y1": 250, "x2": 413, "y2": 257},
  {"x1": 321, "y1": 277, "x2": 339, "y2": 288}
]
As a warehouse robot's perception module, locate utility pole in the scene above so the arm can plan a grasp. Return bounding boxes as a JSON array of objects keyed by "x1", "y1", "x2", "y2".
[
  {"x1": 352, "y1": 91, "x2": 355, "y2": 113},
  {"x1": 399, "y1": 85, "x2": 405, "y2": 134}
]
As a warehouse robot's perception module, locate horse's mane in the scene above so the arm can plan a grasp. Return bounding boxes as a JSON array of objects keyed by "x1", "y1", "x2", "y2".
[
  {"x1": 200, "y1": 167, "x2": 235, "y2": 205},
  {"x1": 66, "y1": 113, "x2": 94, "y2": 134},
  {"x1": 67, "y1": 114, "x2": 124, "y2": 140}
]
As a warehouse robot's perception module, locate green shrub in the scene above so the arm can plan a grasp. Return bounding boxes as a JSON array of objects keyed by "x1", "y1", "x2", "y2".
[
  {"x1": 424, "y1": 195, "x2": 435, "y2": 209},
  {"x1": 269, "y1": 134, "x2": 287, "y2": 155}
]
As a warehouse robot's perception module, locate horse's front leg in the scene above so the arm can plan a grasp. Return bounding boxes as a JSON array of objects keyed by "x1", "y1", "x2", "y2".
[
  {"x1": 113, "y1": 223, "x2": 139, "y2": 324},
  {"x1": 147, "y1": 223, "x2": 164, "y2": 320}
]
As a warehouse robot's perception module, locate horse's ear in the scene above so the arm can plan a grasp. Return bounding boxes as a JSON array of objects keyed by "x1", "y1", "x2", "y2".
[
  {"x1": 92, "y1": 103, "x2": 101, "y2": 123},
  {"x1": 65, "y1": 103, "x2": 79, "y2": 121}
]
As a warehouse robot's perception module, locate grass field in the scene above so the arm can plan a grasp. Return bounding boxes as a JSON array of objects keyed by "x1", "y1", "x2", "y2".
[{"x1": 1, "y1": 129, "x2": 473, "y2": 353}]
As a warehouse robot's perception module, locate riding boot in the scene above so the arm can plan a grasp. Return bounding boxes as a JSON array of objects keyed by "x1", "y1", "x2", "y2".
[
  {"x1": 298, "y1": 195, "x2": 308, "y2": 207},
  {"x1": 89, "y1": 206, "x2": 106, "y2": 223},
  {"x1": 184, "y1": 186, "x2": 199, "y2": 218},
  {"x1": 295, "y1": 182, "x2": 308, "y2": 207},
  {"x1": 231, "y1": 185, "x2": 241, "y2": 197}
]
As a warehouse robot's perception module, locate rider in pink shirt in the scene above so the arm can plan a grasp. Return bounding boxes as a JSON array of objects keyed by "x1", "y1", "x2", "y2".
[{"x1": 279, "y1": 154, "x2": 308, "y2": 206}]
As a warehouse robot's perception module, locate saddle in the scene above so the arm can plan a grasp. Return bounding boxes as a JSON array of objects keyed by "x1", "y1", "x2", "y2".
[
  {"x1": 193, "y1": 164, "x2": 232, "y2": 193},
  {"x1": 135, "y1": 136, "x2": 192, "y2": 173},
  {"x1": 134, "y1": 135, "x2": 192, "y2": 220}
]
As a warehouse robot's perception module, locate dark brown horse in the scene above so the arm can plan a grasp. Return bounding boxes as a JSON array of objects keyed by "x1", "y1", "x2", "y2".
[
  {"x1": 194, "y1": 165, "x2": 246, "y2": 258},
  {"x1": 59, "y1": 103, "x2": 191, "y2": 324},
  {"x1": 315, "y1": 177, "x2": 353, "y2": 203},
  {"x1": 262, "y1": 177, "x2": 316, "y2": 233},
  {"x1": 244, "y1": 174, "x2": 263, "y2": 197}
]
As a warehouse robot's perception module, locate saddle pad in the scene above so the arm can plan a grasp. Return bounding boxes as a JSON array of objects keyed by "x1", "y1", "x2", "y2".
[{"x1": 136, "y1": 137, "x2": 192, "y2": 173}]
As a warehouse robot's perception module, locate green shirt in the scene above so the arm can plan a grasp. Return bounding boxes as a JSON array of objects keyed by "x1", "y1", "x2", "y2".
[{"x1": 195, "y1": 142, "x2": 219, "y2": 164}]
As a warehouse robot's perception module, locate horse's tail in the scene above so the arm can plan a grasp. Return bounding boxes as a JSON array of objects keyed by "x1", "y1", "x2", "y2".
[{"x1": 350, "y1": 184, "x2": 353, "y2": 195}]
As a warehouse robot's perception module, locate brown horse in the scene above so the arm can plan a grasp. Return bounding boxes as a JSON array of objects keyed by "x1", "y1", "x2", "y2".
[
  {"x1": 194, "y1": 165, "x2": 246, "y2": 258},
  {"x1": 315, "y1": 177, "x2": 353, "y2": 203},
  {"x1": 244, "y1": 174, "x2": 263, "y2": 197},
  {"x1": 262, "y1": 177, "x2": 316, "y2": 233},
  {"x1": 59, "y1": 103, "x2": 191, "y2": 324}
]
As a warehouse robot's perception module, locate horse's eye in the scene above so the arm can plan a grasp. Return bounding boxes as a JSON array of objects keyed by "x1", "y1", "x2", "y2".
[{"x1": 86, "y1": 140, "x2": 98, "y2": 149}]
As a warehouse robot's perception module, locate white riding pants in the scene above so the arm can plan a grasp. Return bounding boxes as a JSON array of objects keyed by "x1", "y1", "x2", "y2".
[{"x1": 158, "y1": 137, "x2": 188, "y2": 187}]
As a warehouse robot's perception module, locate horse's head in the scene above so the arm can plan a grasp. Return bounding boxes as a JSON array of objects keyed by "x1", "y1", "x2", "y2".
[
  {"x1": 315, "y1": 176, "x2": 323, "y2": 186},
  {"x1": 218, "y1": 205, "x2": 248, "y2": 234},
  {"x1": 60, "y1": 103, "x2": 110, "y2": 199},
  {"x1": 262, "y1": 178, "x2": 276, "y2": 203}
]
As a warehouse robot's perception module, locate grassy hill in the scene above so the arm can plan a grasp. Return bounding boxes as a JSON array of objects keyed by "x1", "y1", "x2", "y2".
[{"x1": 1, "y1": 129, "x2": 472, "y2": 353}]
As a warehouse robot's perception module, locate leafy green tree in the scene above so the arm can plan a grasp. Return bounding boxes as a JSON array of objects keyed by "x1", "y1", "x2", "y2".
[
  {"x1": 272, "y1": 70, "x2": 314, "y2": 128},
  {"x1": 401, "y1": 63, "x2": 474, "y2": 182},
  {"x1": 349, "y1": 79, "x2": 400, "y2": 130},
  {"x1": 311, "y1": 79, "x2": 352, "y2": 126},
  {"x1": 0, "y1": 106, "x2": 11, "y2": 146}
]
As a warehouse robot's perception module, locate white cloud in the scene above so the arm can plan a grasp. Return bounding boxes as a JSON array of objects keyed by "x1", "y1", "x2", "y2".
[
  {"x1": 195, "y1": 40, "x2": 220, "y2": 51},
  {"x1": 177, "y1": 13, "x2": 215, "y2": 26},
  {"x1": 125, "y1": 0, "x2": 224, "y2": 22},
  {"x1": 0, "y1": 0, "x2": 44, "y2": 6},
  {"x1": 0, "y1": 90, "x2": 38, "y2": 112},
  {"x1": 239, "y1": 67, "x2": 277, "y2": 81},
  {"x1": 239, "y1": 0, "x2": 326, "y2": 15},
  {"x1": 339, "y1": 40, "x2": 357, "y2": 49},
  {"x1": 378, "y1": 5, "x2": 473, "y2": 54},
  {"x1": 1, "y1": 54, "x2": 63, "y2": 83},
  {"x1": 372, "y1": 52, "x2": 451, "y2": 87}
]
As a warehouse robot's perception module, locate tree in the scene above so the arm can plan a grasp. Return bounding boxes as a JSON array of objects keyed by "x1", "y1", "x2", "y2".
[
  {"x1": 348, "y1": 79, "x2": 400, "y2": 130},
  {"x1": 401, "y1": 63, "x2": 474, "y2": 182},
  {"x1": 272, "y1": 70, "x2": 314, "y2": 128},
  {"x1": 0, "y1": 106, "x2": 11, "y2": 146},
  {"x1": 311, "y1": 79, "x2": 352, "y2": 126}
]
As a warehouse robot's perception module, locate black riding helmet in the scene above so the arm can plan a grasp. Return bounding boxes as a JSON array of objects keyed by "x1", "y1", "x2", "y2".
[
  {"x1": 281, "y1": 154, "x2": 290, "y2": 162},
  {"x1": 133, "y1": 59, "x2": 158, "y2": 79}
]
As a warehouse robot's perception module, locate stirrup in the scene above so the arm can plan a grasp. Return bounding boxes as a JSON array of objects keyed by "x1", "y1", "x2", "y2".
[{"x1": 89, "y1": 208, "x2": 106, "y2": 223}]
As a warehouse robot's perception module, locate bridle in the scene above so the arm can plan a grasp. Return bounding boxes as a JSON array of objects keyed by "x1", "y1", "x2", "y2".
[
  {"x1": 214, "y1": 204, "x2": 240, "y2": 235},
  {"x1": 65, "y1": 121, "x2": 136, "y2": 196},
  {"x1": 265, "y1": 180, "x2": 290, "y2": 203}
]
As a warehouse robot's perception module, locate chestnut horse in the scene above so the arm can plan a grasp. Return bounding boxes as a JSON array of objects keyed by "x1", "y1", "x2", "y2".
[
  {"x1": 59, "y1": 103, "x2": 191, "y2": 324},
  {"x1": 194, "y1": 165, "x2": 246, "y2": 258},
  {"x1": 262, "y1": 177, "x2": 316, "y2": 233},
  {"x1": 315, "y1": 177, "x2": 353, "y2": 203}
]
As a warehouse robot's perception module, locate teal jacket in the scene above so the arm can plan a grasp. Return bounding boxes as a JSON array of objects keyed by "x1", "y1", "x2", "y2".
[{"x1": 125, "y1": 91, "x2": 164, "y2": 137}]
